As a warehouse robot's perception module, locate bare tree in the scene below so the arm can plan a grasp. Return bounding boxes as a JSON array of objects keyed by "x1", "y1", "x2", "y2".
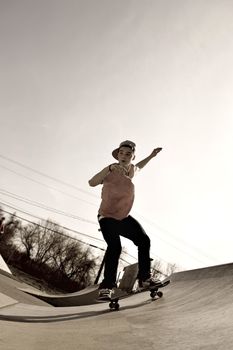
[
  {"x1": 165, "y1": 262, "x2": 178, "y2": 276},
  {"x1": 151, "y1": 259, "x2": 162, "y2": 276},
  {"x1": 18, "y1": 219, "x2": 67, "y2": 264},
  {"x1": 33, "y1": 220, "x2": 65, "y2": 266},
  {"x1": 0, "y1": 212, "x2": 21, "y2": 245},
  {"x1": 50, "y1": 237, "x2": 96, "y2": 285},
  {"x1": 17, "y1": 218, "x2": 96, "y2": 286},
  {"x1": 19, "y1": 224, "x2": 39, "y2": 259}
]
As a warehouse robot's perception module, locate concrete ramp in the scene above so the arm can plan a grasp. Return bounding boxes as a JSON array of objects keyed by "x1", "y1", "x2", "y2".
[
  {"x1": 19, "y1": 284, "x2": 100, "y2": 306},
  {"x1": 1, "y1": 262, "x2": 233, "y2": 350},
  {"x1": 0, "y1": 271, "x2": 52, "y2": 307},
  {"x1": 0, "y1": 292, "x2": 18, "y2": 309},
  {"x1": 0, "y1": 254, "x2": 12, "y2": 274},
  {"x1": 172, "y1": 261, "x2": 233, "y2": 281}
]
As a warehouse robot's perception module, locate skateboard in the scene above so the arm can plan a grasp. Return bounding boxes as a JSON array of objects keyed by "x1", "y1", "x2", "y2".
[{"x1": 97, "y1": 280, "x2": 170, "y2": 311}]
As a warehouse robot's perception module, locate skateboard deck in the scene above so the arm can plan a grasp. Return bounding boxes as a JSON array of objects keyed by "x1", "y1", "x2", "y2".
[{"x1": 97, "y1": 280, "x2": 170, "y2": 311}]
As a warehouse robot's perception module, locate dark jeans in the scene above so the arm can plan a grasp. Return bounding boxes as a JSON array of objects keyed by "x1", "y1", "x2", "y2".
[{"x1": 98, "y1": 215, "x2": 151, "y2": 289}]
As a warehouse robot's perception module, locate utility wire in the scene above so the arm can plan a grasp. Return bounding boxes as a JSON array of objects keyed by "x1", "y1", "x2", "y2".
[
  {"x1": 0, "y1": 153, "x2": 191, "y2": 252},
  {"x1": 0, "y1": 153, "x2": 98, "y2": 199},
  {"x1": 0, "y1": 204, "x2": 103, "y2": 245},
  {"x1": 0, "y1": 202, "x2": 137, "y2": 263},
  {"x1": 134, "y1": 211, "x2": 220, "y2": 265},
  {"x1": 0, "y1": 163, "x2": 98, "y2": 207},
  {"x1": 0, "y1": 188, "x2": 98, "y2": 225},
  {"x1": 0, "y1": 154, "x2": 214, "y2": 266},
  {"x1": 1, "y1": 207, "x2": 96, "y2": 246},
  {"x1": 0, "y1": 207, "x2": 136, "y2": 265},
  {"x1": 0, "y1": 189, "x2": 211, "y2": 265}
]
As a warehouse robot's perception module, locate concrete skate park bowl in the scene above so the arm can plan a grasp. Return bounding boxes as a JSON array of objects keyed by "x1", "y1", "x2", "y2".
[
  {"x1": 1, "y1": 262, "x2": 233, "y2": 350},
  {"x1": 18, "y1": 284, "x2": 100, "y2": 306},
  {"x1": 0, "y1": 254, "x2": 12, "y2": 275}
]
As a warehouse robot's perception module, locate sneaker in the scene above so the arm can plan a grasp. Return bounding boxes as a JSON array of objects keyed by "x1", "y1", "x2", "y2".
[
  {"x1": 139, "y1": 277, "x2": 162, "y2": 291},
  {"x1": 98, "y1": 288, "x2": 114, "y2": 300}
]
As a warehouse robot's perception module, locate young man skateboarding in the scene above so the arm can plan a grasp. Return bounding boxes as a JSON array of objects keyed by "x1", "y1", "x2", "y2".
[{"x1": 88, "y1": 140, "x2": 163, "y2": 299}]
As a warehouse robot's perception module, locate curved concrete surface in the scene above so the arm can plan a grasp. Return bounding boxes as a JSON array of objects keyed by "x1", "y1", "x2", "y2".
[
  {"x1": 19, "y1": 284, "x2": 100, "y2": 306},
  {"x1": 1, "y1": 262, "x2": 233, "y2": 350},
  {"x1": 0, "y1": 254, "x2": 12, "y2": 274},
  {"x1": 0, "y1": 292, "x2": 18, "y2": 308},
  {"x1": 0, "y1": 272, "x2": 52, "y2": 306}
]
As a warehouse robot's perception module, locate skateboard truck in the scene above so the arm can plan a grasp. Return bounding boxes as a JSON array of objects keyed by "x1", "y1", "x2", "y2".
[
  {"x1": 150, "y1": 289, "x2": 164, "y2": 299},
  {"x1": 150, "y1": 279, "x2": 170, "y2": 299}
]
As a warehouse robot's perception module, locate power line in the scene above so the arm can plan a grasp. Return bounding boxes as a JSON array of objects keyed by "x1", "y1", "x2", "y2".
[
  {"x1": 0, "y1": 188, "x2": 98, "y2": 225},
  {"x1": 0, "y1": 154, "x2": 213, "y2": 266},
  {"x1": 0, "y1": 199, "x2": 103, "y2": 244},
  {"x1": 134, "y1": 211, "x2": 220, "y2": 265},
  {"x1": 0, "y1": 206, "x2": 136, "y2": 266},
  {"x1": 0, "y1": 202, "x2": 138, "y2": 263},
  {"x1": 0, "y1": 206, "x2": 104, "y2": 247},
  {"x1": 0, "y1": 201, "x2": 185, "y2": 268},
  {"x1": 0, "y1": 153, "x2": 98, "y2": 199},
  {"x1": 0, "y1": 155, "x2": 181, "y2": 267},
  {"x1": 0, "y1": 163, "x2": 98, "y2": 207},
  {"x1": 0, "y1": 190, "x2": 211, "y2": 266},
  {"x1": 147, "y1": 224, "x2": 214, "y2": 266},
  {"x1": 0, "y1": 153, "x2": 191, "y2": 251}
]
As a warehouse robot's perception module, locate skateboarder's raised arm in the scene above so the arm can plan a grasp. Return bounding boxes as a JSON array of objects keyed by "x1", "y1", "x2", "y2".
[
  {"x1": 88, "y1": 166, "x2": 111, "y2": 187},
  {"x1": 136, "y1": 147, "x2": 163, "y2": 170}
]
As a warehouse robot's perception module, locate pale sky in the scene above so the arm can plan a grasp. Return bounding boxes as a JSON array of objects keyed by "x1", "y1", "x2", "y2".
[{"x1": 0, "y1": 0, "x2": 233, "y2": 271}]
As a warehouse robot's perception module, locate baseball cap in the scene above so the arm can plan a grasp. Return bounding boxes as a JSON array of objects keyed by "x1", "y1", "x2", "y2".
[{"x1": 112, "y1": 140, "x2": 136, "y2": 159}]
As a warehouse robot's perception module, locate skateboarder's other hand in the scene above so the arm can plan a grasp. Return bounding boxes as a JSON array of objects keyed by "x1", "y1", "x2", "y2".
[
  {"x1": 151, "y1": 148, "x2": 162, "y2": 158},
  {"x1": 110, "y1": 164, "x2": 128, "y2": 175}
]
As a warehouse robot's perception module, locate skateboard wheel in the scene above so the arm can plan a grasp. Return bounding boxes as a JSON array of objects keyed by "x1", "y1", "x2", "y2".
[
  {"x1": 157, "y1": 291, "x2": 163, "y2": 298},
  {"x1": 150, "y1": 291, "x2": 157, "y2": 298},
  {"x1": 109, "y1": 301, "x2": 119, "y2": 311}
]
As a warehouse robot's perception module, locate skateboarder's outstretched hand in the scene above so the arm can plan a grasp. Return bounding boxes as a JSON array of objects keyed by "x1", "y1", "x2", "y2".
[{"x1": 150, "y1": 148, "x2": 162, "y2": 158}]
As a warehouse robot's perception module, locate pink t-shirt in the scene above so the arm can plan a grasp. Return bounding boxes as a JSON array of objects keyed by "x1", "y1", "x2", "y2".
[{"x1": 98, "y1": 165, "x2": 138, "y2": 220}]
